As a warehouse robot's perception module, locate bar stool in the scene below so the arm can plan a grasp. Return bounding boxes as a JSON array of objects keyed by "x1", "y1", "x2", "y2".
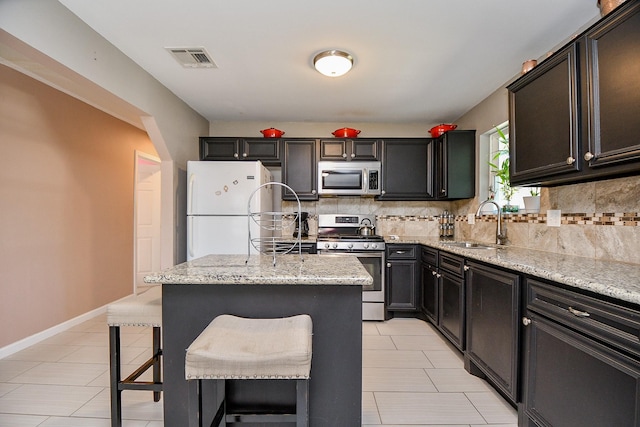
[
  {"x1": 185, "y1": 314, "x2": 313, "y2": 427},
  {"x1": 107, "y1": 286, "x2": 163, "y2": 427}
]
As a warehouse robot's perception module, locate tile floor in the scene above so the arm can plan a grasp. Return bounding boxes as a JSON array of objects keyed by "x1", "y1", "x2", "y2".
[{"x1": 0, "y1": 315, "x2": 516, "y2": 426}]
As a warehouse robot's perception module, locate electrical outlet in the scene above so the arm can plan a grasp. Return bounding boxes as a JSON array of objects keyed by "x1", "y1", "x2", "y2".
[
  {"x1": 547, "y1": 209, "x2": 561, "y2": 227},
  {"x1": 467, "y1": 213, "x2": 475, "y2": 225}
]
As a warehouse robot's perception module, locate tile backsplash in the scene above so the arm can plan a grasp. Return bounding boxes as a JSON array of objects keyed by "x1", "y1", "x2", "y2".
[{"x1": 283, "y1": 175, "x2": 640, "y2": 265}]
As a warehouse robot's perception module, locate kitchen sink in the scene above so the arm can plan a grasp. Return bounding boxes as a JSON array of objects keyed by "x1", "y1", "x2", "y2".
[{"x1": 441, "y1": 241, "x2": 496, "y2": 249}]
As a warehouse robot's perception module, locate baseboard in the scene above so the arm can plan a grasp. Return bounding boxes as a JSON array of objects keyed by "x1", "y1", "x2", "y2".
[{"x1": 0, "y1": 303, "x2": 112, "y2": 359}]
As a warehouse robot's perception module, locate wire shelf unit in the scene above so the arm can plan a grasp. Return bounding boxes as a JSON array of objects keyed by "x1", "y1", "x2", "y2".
[{"x1": 246, "y1": 182, "x2": 303, "y2": 265}]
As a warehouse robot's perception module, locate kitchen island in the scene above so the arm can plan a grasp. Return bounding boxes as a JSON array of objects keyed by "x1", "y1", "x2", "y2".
[{"x1": 144, "y1": 254, "x2": 372, "y2": 427}]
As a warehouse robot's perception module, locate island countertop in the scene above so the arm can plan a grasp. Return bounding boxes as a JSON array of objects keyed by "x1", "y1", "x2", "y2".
[
  {"x1": 144, "y1": 253, "x2": 373, "y2": 286},
  {"x1": 147, "y1": 253, "x2": 367, "y2": 426}
]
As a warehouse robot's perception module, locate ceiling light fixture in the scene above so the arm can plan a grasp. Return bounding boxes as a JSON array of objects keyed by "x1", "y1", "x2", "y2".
[{"x1": 313, "y1": 50, "x2": 353, "y2": 77}]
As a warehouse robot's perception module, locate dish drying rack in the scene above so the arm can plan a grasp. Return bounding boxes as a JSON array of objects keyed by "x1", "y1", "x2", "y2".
[{"x1": 246, "y1": 182, "x2": 303, "y2": 265}]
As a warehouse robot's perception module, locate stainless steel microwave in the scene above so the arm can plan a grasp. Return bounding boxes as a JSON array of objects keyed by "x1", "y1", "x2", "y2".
[{"x1": 317, "y1": 161, "x2": 381, "y2": 196}]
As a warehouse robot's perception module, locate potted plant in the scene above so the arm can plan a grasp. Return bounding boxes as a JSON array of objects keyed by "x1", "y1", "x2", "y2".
[
  {"x1": 523, "y1": 187, "x2": 541, "y2": 213},
  {"x1": 489, "y1": 127, "x2": 518, "y2": 212}
]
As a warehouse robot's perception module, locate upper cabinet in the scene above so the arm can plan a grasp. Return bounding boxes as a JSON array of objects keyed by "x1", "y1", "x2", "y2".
[
  {"x1": 377, "y1": 134, "x2": 475, "y2": 201},
  {"x1": 508, "y1": 1, "x2": 640, "y2": 186},
  {"x1": 378, "y1": 138, "x2": 434, "y2": 200},
  {"x1": 200, "y1": 137, "x2": 280, "y2": 165},
  {"x1": 434, "y1": 130, "x2": 476, "y2": 200},
  {"x1": 282, "y1": 139, "x2": 319, "y2": 201},
  {"x1": 319, "y1": 139, "x2": 380, "y2": 161}
]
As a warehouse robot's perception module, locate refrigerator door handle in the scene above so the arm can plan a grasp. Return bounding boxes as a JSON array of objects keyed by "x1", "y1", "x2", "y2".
[
  {"x1": 187, "y1": 172, "x2": 195, "y2": 215},
  {"x1": 188, "y1": 216, "x2": 194, "y2": 259}
]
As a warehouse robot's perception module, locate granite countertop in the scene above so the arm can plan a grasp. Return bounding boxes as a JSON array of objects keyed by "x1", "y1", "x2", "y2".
[
  {"x1": 144, "y1": 254, "x2": 373, "y2": 286},
  {"x1": 388, "y1": 236, "x2": 640, "y2": 307}
]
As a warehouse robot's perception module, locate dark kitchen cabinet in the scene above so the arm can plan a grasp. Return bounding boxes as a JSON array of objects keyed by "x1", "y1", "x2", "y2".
[
  {"x1": 433, "y1": 130, "x2": 476, "y2": 199},
  {"x1": 319, "y1": 139, "x2": 380, "y2": 161},
  {"x1": 521, "y1": 278, "x2": 640, "y2": 427},
  {"x1": 438, "y1": 252, "x2": 465, "y2": 350},
  {"x1": 282, "y1": 139, "x2": 318, "y2": 201},
  {"x1": 421, "y1": 246, "x2": 439, "y2": 323},
  {"x1": 378, "y1": 138, "x2": 434, "y2": 200},
  {"x1": 386, "y1": 245, "x2": 420, "y2": 314},
  {"x1": 508, "y1": 0, "x2": 640, "y2": 186},
  {"x1": 199, "y1": 137, "x2": 281, "y2": 165},
  {"x1": 464, "y1": 261, "x2": 521, "y2": 404}
]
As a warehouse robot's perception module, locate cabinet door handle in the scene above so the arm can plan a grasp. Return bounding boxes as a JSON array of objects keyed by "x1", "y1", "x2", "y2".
[
  {"x1": 463, "y1": 265, "x2": 470, "y2": 271},
  {"x1": 436, "y1": 273, "x2": 441, "y2": 278},
  {"x1": 584, "y1": 152, "x2": 594, "y2": 161},
  {"x1": 566, "y1": 156, "x2": 575, "y2": 165},
  {"x1": 432, "y1": 271, "x2": 437, "y2": 276},
  {"x1": 351, "y1": 153, "x2": 356, "y2": 158},
  {"x1": 311, "y1": 189, "x2": 317, "y2": 194},
  {"x1": 342, "y1": 152, "x2": 347, "y2": 158},
  {"x1": 568, "y1": 306, "x2": 590, "y2": 318},
  {"x1": 242, "y1": 152, "x2": 248, "y2": 158},
  {"x1": 386, "y1": 263, "x2": 392, "y2": 268},
  {"x1": 522, "y1": 317, "x2": 531, "y2": 326},
  {"x1": 233, "y1": 152, "x2": 239, "y2": 158}
]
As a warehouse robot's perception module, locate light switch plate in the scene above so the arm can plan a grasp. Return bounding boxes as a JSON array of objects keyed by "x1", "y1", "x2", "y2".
[
  {"x1": 547, "y1": 210, "x2": 561, "y2": 227},
  {"x1": 467, "y1": 213, "x2": 475, "y2": 225}
]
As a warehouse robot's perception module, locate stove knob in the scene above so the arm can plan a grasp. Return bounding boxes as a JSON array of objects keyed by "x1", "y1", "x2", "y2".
[
  {"x1": 324, "y1": 243, "x2": 330, "y2": 249},
  {"x1": 363, "y1": 243, "x2": 369, "y2": 249},
  {"x1": 348, "y1": 243, "x2": 354, "y2": 249},
  {"x1": 332, "y1": 243, "x2": 338, "y2": 249},
  {"x1": 371, "y1": 243, "x2": 378, "y2": 249}
]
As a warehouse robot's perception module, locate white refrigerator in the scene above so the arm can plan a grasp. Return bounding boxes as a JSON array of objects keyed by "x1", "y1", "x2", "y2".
[{"x1": 187, "y1": 161, "x2": 273, "y2": 260}]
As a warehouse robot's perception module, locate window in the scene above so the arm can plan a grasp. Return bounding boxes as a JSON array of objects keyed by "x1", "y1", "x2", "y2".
[{"x1": 488, "y1": 123, "x2": 534, "y2": 211}]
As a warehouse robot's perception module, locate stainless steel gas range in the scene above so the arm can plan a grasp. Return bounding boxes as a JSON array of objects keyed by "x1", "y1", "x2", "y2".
[{"x1": 316, "y1": 214, "x2": 385, "y2": 321}]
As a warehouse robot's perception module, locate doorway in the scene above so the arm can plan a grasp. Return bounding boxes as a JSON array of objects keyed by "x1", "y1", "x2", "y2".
[{"x1": 134, "y1": 151, "x2": 162, "y2": 293}]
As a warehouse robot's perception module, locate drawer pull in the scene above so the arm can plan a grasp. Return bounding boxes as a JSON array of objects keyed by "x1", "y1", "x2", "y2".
[
  {"x1": 396, "y1": 250, "x2": 407, "y2": 254},
  {"x1": 568, "y1": 306, "x2": 590, "y2": 318}
]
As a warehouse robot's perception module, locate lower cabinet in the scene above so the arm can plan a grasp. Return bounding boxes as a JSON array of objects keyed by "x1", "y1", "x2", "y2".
[
  {"x1": 465, "y1": 261, "x2": 521, "y2": 404},
  {"x1": 521, "y1": 278, "x2": 640, "y2": 426},
  {"x1": 438, "y1": 252, "x2": 465, "y2": 351},
  {"x1": 421, "y1": 247, "x2": 439, "y2": 323},
  {"x1": 386, "y1": 245, "x2": 420, "y2": 314},
  {"x1": 406, "y1": 245, "x2": 640, "y2": 425}
]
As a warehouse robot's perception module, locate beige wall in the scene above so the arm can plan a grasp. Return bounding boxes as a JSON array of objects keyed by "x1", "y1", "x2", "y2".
[{"x1": 0, "y1": 64, "x2": 157, "y2": 348}]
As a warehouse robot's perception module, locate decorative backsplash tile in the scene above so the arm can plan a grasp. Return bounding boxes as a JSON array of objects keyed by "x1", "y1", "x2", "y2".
[{"x1": 280, "y1": 174, "x2": 640, "y2": 264}]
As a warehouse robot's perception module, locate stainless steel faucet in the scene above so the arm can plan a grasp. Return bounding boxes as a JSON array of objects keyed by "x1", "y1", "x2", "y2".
[{"x1": 476, "y1": 199, "x2": 507, "y2": 245}]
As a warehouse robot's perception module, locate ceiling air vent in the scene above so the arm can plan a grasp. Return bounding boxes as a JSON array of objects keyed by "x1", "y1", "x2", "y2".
[{"x1": 166, "y1": 47, "x2": 217, "y2": 68}]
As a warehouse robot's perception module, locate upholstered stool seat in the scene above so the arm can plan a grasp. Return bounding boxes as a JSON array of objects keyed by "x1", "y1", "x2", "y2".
[
  {"x1": 107, "y1": 286, "x2": 163, "y2": 427},
  {"x1": 185, "y1": 314, "x2": 312, "y2": 427}
]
